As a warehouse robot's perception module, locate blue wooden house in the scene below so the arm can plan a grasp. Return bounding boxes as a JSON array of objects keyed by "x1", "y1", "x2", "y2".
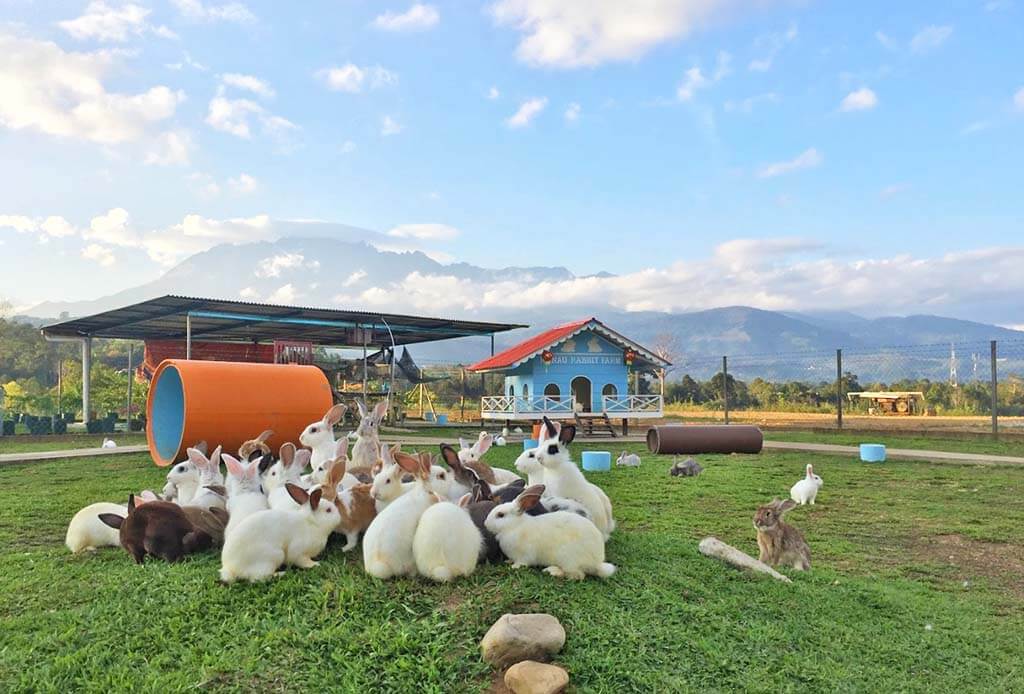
[{"x1": 468, "y1": 317, "x2": 671, "y2": 429}]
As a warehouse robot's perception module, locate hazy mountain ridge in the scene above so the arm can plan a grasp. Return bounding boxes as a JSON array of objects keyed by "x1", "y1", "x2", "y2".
[{"x1": 21, "y1": 236, "x2": 1024, "y2": 364}]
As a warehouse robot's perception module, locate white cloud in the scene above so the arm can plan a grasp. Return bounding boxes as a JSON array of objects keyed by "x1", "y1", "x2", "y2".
[
  {"x1": 59, "y1": 2, "x2": 175, "y2": 42},
  {"x1": 238, "y1": 286, "x2": 259, "y2": 299},
  {"x1": 317, "y1": 64, "x2": 398, "y2": 93},
  {"x1": 343, "y1": 269, "x2": 367, "y2": 287},
  {"x1": 748, "y1": 23, "x2": 797, "y2": 72},
  {"x1": 205, "y1": 96, "x2": 295, "y2": 139},
  {"x1": 880, "y1": 183, "x2": 910, "y2": 199},
  {"x1": 221, "y1": 73, "x2": 275, "y2": 99},
  {"x1": 372, "y1": 3, "x2": 440, "y2": 31},
  {"x1": 505, "y1": 97, "x2": 547, "y2": 128},
  {"x1": 875, "y1": 30, "x2": 897, "y2": 51},
  {"x1": 145, "y1": 130, "x2": 192, "y2": 166},
  {"x1": 340, "y1": 140, "x2": 357, "y2": 153},
  {"x1": 0, "y1": 214, "x2": 78, "y2": 239},
  {"x1": 839, "y1": 87, "x2": 878, "y2": 112},
  {"x1": 187, "y1": 172, "x2": 221, "y2": 198},
  {"x1": 490, "y1": 0, "x2": 765, "y2": 69},
  {"x1": 84, "y1": 207, "x2": 136, "y2": 245},
  {"x1": 757, "y1": 148, "x2": 822, "y2": 178},
  {"x1": 172, "y1": 0, "x2": 255, "y2": 23},
  {"x1": 676, "y1": 67, "x2": 708, "y2": 102},
  {"x1": 386, "y1": 224, "x2": 460, "y2": 241},
  {"x1": 254, "y1": 252, "x2": 315, "y2": 278},
  {"x1": 564, "y1": 102, "x2": 580, "y2": 123},
  {"x1": 166, "y1": 51, "x2": 207, "y2": 71},
  {"x1": 487, "y1": 86, "x2": 501, "y2": 100},
  {"x1": 266, "y1": 283, "x2": 299, "y2": 304},
  {"x1": 910, "y1": 25, "x2": 952, "y2": 54},
  {"x1": 724, "y1": 92, "x2": 779, "y2": 113},
  {"x1": 228, "y1": 173, "x2": 259, "y2": 194},
  {"x1": 81, "y1": 243, "x2": 116, "y2": 266},
  {"x1": 40, "y1": 216, "x2": 77, "y2": 238},
  {"x1": 381, "y1": 115, "x2": 403, "y2": 136},
  {"x1": 0, "y1": 35, "x2": 184, "y2": 145},
  {"x1": 1015, "y1": 87, "x2": 1024, "y2": 112}
]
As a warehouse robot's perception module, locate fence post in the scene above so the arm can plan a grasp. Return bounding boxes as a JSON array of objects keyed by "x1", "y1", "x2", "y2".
[
  {"x1": 722, "y1": 355, "x2": 729, "y2": 425},
  {"x1": 991, "y1": 340, "x2": 998, "y2": 438},
  {"x1": 836, "y1": 349, "x2": 843, "y2": 430},
  {"x1": 460, "y1": 367, "x2": 466, "y2": 422}
]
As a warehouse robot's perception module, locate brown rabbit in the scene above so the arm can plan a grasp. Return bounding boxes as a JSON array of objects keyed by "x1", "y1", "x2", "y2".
[
  {"x1": 99, "y1": 495, "x2": 213, "y2": 564},
  {"x1": 239, "y1": 429, "x2": 274, "y2": 462},
  {"x1": 753, "y1": 498, "x2": 811, "y2": 571},
  {"x1": 321, "y1": 452, "x2": 377, "y2": 552},
  {"x1": 181, "y1": 504, "x2": 228, "y2": 546}
]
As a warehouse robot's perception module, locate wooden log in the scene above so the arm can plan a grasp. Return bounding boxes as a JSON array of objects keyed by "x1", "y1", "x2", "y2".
[{"x1": 698, "y1": 536, "x2": 792, "y2": 583}]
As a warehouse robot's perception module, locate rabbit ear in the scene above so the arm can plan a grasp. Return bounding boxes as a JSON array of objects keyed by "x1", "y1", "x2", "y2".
[
  {"x1": 440, "y1": 444, "x2": 462, "y2": 471},
  {"x1": 476, "y1": 434, "x2": 493, "y2": 456},
  {"x1": 308, "y1": 487, "x2": 323, "y2": 511},
  {"x1": 294, "y1": 449, "x2": 312, "y2": 469},
  {"x1": 777, "y1": 499, "x2": 797, "y2": 513},
  {"x1": 285, "y1": 483, "x2": 309, "y2": 506},
  {"x1": 559, "y1": 424, "x2": 576, "y2": 445},
  {"x1": 187, "y1": 447, "x2": 209, "y2": 468},
  {"x1": 324, "y1": 404, "x2": 346, "y2": 426},
  {"x1": 458, "y1": 493, "x2": 472, "y2": 508},
  {"x1": 98, "y1": 513, "x2": 125, "y2": 529},
  {"x1": 194, "y1": 440, "x2": 208, "y2": 456},
  {"x1": 459, "y1": 437, "x2": 469, "y2": 451},
  {"x1": 394, "y1": 452, "x2": 420, "y2": 476},
  {"x1": 517, "y1": 485, "x2": 545, "y2": 512},
  {"x1": 373, "y1": 400, "x2": 389, "y2": 420},
  {"x1": 209, "y1": 445, "x2": 222, "y2": 467},
  {"x1": 334, "y1": 437, "x2": 349, "y2": 462},
  {"x1": 222, "y1": 453, "x2": 245, "y2": 478},
  {"x1": 279, "y1": 442, "x2": 295, "y2": 467},
  {"x1": 418, "y1": 452, "x2": 433, "y2": 479},
  {"x1": 805, "y1": 464, "x2": 814, "y2": 478},
  {"x1": 326, "y1": 458, "x2": 346, "y2": 488},
  {"x1": 541, "y1": 416, "x2": 561, "y2": 441},
  {"x1": 257, "y1": 453, "x2": 275, "y2": 475},
  {"x1": 256, "y1": 429, "x2": 274, "y2": 443},
  {"x1": 356, "y1": 399, "x2": 368, "y2": 418},
  {"x1": 127, "y1": 494, "x2": 136, "y2": 513}
]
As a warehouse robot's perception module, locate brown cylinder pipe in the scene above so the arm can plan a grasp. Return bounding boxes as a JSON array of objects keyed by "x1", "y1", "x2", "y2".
[{"x1": 646, "y1": 425, "x2": 763, "y2": 455}]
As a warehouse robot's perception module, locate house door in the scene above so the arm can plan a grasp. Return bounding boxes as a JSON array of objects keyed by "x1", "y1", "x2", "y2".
[{"x1": 571, "y1": 376, "x2": 592, "y2": 413}]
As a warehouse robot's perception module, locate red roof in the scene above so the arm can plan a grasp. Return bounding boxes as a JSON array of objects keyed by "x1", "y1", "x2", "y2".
[{"x1": 468, "y1": 318, "x2": 596, "y2": 372}]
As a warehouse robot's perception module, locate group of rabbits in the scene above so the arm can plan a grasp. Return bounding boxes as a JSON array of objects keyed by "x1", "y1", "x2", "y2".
[
  {"x1": 66, "y1": 403, "x2": 617, "y2": 583},
  {"x1": 752, "y1": 463, "x2": 824, "y2": 571}
]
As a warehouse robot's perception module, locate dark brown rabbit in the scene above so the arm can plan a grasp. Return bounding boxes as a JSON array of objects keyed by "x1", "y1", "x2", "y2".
[
  {"x1": 439, "y1": 443, "x2": 499, "y2": 486},
  {"x1": 181, "y1": 504, "x2": 228, "y2": 546},
  {"x1": 753, "y1": 498, "x2": 811, "y2": 571},
  {"x1": 99, "y1": 495, "x2": 212, "y2": 564}
]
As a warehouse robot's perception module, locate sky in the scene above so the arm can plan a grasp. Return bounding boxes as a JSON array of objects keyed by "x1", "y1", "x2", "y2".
[{"x1": 0, "y1": 1, "x2": 1022, "y2": 324}]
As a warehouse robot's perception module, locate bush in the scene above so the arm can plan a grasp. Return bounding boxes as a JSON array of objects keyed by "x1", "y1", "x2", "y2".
[
  {"x1": 2, "y1": 420, "x2": 14, "y2": 436},
  {"x1": 129, "y1": 418, "x2": 144, "y2": 432},
  {"x1": 53, "y1": 418, "x2": 67, "y2": 435},
  {"x1": 85, "y1": 420, "x2": 105, "y2": 434},
  {"x1": 26, "y1": 417, "x2": 52, "y2": 435}
]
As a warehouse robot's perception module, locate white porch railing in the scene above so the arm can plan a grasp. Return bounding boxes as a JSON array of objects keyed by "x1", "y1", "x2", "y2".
[
  {"x1": 481, "y1": 395, "x2": 576, "y2": 416},
  {"x1": 602, "y1": 394, "x2": 663, "y2": 416}
]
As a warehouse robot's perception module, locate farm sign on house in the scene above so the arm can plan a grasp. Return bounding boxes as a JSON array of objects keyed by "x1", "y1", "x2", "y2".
[{"x1": 469, "y1": 317, "x2": 670, "y2": 423}]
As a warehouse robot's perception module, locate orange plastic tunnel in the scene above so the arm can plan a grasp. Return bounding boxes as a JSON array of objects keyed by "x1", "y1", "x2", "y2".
[{"x1": 146, "y1": 360, "x2": 334, "y2": 466}]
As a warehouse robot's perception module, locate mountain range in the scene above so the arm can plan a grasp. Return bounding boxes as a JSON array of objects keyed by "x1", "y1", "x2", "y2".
[{"x1": 21, "y1": 236, "x2": 1024, "y2": 368}]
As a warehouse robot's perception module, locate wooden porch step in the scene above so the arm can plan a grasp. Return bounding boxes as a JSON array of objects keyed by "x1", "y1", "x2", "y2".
[{"x1": 573, "y1": 412, "x2": 617, "y2": 437}]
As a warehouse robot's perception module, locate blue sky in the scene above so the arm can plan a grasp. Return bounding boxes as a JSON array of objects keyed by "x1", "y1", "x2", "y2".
[{"x1": 1, "y1": 1, "x2": 1022, "y2": 323}]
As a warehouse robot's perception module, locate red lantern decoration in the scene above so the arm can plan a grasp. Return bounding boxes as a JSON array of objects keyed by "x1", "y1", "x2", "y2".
[
  {"x1": 541, "y1": 349, "x2": 554, "y2": 365},
  {"x1": 624, "y1": 349, "x2": 636, "y2": 367}
]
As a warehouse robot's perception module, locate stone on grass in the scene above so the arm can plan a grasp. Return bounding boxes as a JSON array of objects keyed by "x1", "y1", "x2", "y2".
[
  {"x1": 480, "y1": 613, "x2": 566, "y2": 669},
  {"x1": 504, "y1": 660, "x2": 569, "y2": 694}
]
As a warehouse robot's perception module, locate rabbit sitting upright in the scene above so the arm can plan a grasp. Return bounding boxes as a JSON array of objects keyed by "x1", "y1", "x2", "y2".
[{"x1": 753, "y1": 498, "x2": 811, "y2": 571}]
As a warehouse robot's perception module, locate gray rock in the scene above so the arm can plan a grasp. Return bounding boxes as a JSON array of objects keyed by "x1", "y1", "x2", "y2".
[
  {"x1": 670, "y1": 457, "x2": 703, "y2": 477},
  {"x1": 480, "y1": 613, "x2": 566, "y2": 669}
]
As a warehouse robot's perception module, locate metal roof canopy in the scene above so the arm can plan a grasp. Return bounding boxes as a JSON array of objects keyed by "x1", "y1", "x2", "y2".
[{"x1": 40, "y1": 295, "x2": 526, "y2": 347}]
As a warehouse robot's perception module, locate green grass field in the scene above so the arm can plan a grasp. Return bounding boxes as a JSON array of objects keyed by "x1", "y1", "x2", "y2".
[
  {"x1": 0, "y1": 432, "x2": 147, "y2": 455},
  {"x1": 762, "y1": 429, "x2": 1024, "y2": 457},
  {"x1": 1, "y1": 444, "x2": 1023, "y2": 692}
]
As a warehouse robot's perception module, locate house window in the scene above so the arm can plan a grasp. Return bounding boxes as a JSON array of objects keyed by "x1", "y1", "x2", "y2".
[
  {"x1": 544, "y1": 383, "x2": 560, "y2": 398},
  {"x1": 602, "y1": 383, "x2": 618, "y2": 398},
  {"x1": 522, "y1": 384, "x2": 529, "y2": 400},
  {"x1": 509, "y1": 384, "x2": 515, "y2": 397}
]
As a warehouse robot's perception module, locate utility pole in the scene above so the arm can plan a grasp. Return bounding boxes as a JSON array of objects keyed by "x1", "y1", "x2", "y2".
[{"x1": 722, "y1": 356, "x2": 729, "y2": 425}]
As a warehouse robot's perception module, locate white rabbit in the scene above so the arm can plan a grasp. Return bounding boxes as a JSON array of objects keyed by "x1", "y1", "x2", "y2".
[
  {"x1": 790, "y1": 463, "x2": 823, "y2": 506},
  {"x1": 616, "y1": 451, "x2": 641, "y2": 467},
  {"x1": 183, "y1": 446, "x2": 226, "y2": 511},
  {"x1": 413, "y1": 497, "x2": 482, "y2": 582},
  {"x1": 221, "y1": 452, "x2": 270, "y2": 536},
  {"x1": 298, "y1": 403, "x2": 347, "y2": 484},
  {"x1": 351, "y1": 399, "x2": 389, "y2": 470},
  {"x1": 363, "y1": 451, "x2": 437, "y2": 579},
  {"x1": 219, "y1": 484, "x2": 341, "y2": 583},
  {"x1": 535, "y1": 417, "x2": 615, "y2": 540},
  {"x1": 369, "y1": 443, "x2": 413, "y2": 513},
  {"x1": 494, "y1": 436, "x2": 507, "y2": 447},
  {"x1": 66, "y1": 502, "x2": 127, "y2": 552},
  {"x1": 303, "y1": 438, "x2": 360, "y2": 490},
  {"x1": 513, "y1": 447, "x2": 545, "y2": 487},
  {"x1": 266, "y1": 443, "x2": 312, "y2": 511},
  {"x1": 164, "y1": 458, "x2": 199, "y2": 505},
  {"x1": 459, "y1": 432, "x2": 520, "y2": 485},
  {"x1": 485, "y1": 484, "x2": 616, "y2": 580},
  {"x1": 101, "y1": 438, "x2": 117, "y2": 449}
]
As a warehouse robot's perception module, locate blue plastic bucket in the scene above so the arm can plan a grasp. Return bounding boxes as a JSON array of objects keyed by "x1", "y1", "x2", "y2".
[
  {"x1": 523, "y1": 438, "x2": 538, "y2": 451},
  {"x1": 860, "y1": 443, "x2": 886, "y2": 462},
  {"x1": 436, "y1": 414, "x2": 448, "y2": 425},
  {"x1": 424, "y1": 412, "x2": 435, "y2": 422},
  {"x1": 581, "y1": 451, "x2": 611, "y2": 472}
]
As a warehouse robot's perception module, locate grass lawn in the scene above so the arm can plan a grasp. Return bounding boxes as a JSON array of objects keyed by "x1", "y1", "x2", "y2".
[
  {"x1": 763, "y1": 430, "x2": 1024, "y2": 457},
  {"x1": 0, "y1": 432, "x2": 147, "y2": 455},
  {"x1": 2, "y1": 444, "x2": 1023, "y2": 692}
]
